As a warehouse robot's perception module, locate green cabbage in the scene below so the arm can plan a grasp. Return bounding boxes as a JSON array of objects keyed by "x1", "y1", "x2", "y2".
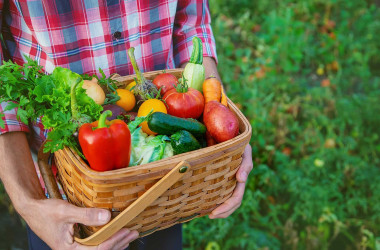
[{"x1": 129, "y1": 122, "x2": 173, "y2": 167}]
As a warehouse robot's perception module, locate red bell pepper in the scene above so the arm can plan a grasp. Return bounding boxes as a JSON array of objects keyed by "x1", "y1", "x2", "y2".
[{"x1": 78, "y1": 110, "x2": 131, "y2": 171}]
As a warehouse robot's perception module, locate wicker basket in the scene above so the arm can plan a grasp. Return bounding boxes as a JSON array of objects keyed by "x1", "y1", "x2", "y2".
[{"x1": 38, "y1": 69, "x2": 252, "y2": 246}]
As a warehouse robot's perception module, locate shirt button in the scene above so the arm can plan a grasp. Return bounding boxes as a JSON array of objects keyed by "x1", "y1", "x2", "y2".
[{"x1": 113, "y1": 31, "x2": 122, "y2": 39}]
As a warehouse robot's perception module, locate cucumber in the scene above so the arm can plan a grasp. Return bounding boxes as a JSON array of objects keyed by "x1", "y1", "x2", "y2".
[
  {"x1": 148, "y1": 112, "x2": 206, "y2": 136},
  {"x1": 171, "y1": 130, "x2": 201, "y2": 155}
]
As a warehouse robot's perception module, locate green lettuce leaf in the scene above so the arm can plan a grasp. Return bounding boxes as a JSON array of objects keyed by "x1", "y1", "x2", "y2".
[
  {"x1": 0, "y1": 58, "x2": 103, "y2": 153},
  {"x1": 37, "y1": 67, "x2": 102, "y2": 152}
]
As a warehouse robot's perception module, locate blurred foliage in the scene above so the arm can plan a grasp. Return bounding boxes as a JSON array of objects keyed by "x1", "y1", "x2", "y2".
[
  {"x1": 184, "y1": 0, "x2": 380, "y2": 249},
  {"x1": 0, "y1": 183, "x2": 28, "y2": 249}
]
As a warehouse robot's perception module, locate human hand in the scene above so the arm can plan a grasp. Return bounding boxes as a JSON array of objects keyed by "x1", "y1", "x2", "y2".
[
  {"x1": 0, "y1": 132, "x2": 138, "y2": 249},
  {"x1": 209, "y1": 144, "x2": 253, "y2": 219},
  {"x1": 23, "y1": 198, "x2": 138, "y2": 250}
]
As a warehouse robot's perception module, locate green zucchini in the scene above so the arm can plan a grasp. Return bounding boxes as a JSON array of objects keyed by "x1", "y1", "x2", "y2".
[
  {"x1": 183, "y1": 37, "x2": 205, "y2": 92},
  {"x1": 148, "y1": 112, "x2": 206, "y2": 136},
  {"x1": 171, "y1": 130, "x2": 201, "y2": 155}
]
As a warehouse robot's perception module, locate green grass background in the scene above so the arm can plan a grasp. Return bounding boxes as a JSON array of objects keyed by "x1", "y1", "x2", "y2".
[
  {"x1": 1, "y1": 0, "x2": 380, "y2": 249},
  {"x1": 183, "y1": 0, "x2": 380, "y2": 249}
]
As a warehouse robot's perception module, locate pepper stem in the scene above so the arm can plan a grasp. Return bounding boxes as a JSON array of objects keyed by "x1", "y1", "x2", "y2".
[
  {"x1": 189, "y1": 37, "x2": 203, "y2": 65},
  {"x1": 97, "y1": 110, "x2": 112, "y2": 129},
  {"x1": 128, "y1": 47, "x2": 146, "y2": 85},
  {"x1": 71, "y1": 78, "x2": 82, "y2": 120}
]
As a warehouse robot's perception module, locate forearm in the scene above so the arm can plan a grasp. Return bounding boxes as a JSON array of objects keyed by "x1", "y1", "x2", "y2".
[
  {"x1": 203, "y1": 57, "x2": 221, "y2": 82},
  {"x1": 0, "y1": 132, "x2": 138, "y2": 248},
  {"x1": 0, "y1": 132, "x2": 45, "y2": 219},
  {"x1": 180, "y1": 56, "x2": 222, "y2": 82}
]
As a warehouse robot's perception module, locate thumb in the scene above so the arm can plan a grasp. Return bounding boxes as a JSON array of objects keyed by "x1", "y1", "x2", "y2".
[{"x1": 66, "y1": 204, "x2": 111, "y2": 226}]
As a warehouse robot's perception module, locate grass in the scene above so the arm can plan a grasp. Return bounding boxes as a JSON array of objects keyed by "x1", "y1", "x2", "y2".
[{"x1": 183, "y1": 0, "x2": 380, "y2": 249}]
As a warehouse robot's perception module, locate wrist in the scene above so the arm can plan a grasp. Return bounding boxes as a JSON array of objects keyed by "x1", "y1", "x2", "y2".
[
  {"x1": 14, "y1": 195, "x2": 46, "y2": 223},
  {"x1": 203, "y1": 57, "x2": 221, "y2": 81}
]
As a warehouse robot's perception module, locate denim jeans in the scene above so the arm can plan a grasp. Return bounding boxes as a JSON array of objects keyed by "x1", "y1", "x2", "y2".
[{"x1": 27, "y1": 224, "x2": 182, "y2": 250}]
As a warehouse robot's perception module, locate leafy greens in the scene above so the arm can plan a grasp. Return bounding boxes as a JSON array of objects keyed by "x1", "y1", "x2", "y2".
[{"x1": 0, "y1": 58, "x2": 103, "y2": 153}]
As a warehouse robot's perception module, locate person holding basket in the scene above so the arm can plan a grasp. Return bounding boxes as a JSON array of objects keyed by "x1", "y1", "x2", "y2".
[{"x1": 0, "y1": 0, "x2": 253, "y2": 249}]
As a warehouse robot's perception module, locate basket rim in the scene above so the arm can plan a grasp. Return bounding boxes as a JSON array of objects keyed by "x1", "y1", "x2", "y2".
[{"x1": 55, "y1": 69, "x2": 252, "y2": 181}]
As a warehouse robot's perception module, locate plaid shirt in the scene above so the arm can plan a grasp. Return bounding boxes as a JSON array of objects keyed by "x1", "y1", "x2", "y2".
[{"x1": 0, "y1": 0, "x2": 217, "y2": 197}]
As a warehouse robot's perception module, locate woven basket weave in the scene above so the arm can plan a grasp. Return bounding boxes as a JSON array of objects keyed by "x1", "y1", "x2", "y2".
[{"x1": 40, "y1": 69, "x2": 252, "y2": 245}]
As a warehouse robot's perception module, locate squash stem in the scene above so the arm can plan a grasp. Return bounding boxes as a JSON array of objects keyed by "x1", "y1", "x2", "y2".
[{"x1": 128, "y1": 47, "x2": 146, "y2": 85}]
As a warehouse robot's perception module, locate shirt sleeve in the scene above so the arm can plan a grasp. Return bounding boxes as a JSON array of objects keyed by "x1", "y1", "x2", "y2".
[
  {"x1": 0, "y1": 0, "x2": 3, "y2": 64},
  {"x1": 0, "y1": 102, "x2": 30, "y2": 135},
  {"x1": 0, "y1": 1, "x2": 30, "y2": 135},
  {"x1": 173, "y1": 0, "x2": 218, "y2": 67}
]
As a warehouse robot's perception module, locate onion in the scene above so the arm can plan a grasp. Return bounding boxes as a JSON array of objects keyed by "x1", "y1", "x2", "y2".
[{"x1": 82, "y1": 79, "x2": 106, "y2": 105}]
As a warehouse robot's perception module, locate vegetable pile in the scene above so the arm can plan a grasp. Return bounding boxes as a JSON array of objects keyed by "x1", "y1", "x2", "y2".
[{"x1": 0, "y1": 37, "x2": 241, "y2": 172}]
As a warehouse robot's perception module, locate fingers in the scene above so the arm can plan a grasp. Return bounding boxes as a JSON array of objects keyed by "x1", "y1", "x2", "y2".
[
  {"x1": 236, "y1": 144, "x2": 253, "y2": 183},
  {"x1": 29, "y1": 199, "x2": 137, "y2": 250},
  {"x1": 63, "y1": 223, "x2": 75, "y2": 245},
  {"x1": 72, "y1": 229, "x2": 139, "y2": 250},
  {"x1": 208, "y1": 145, "x2": 252, "y2": 219},
  {"x1": 209, "y1": 182, "x2": 245, "y2": 219},
  {"x1": 97, "y1": 229, "x2": 139, "y2": 250},
  {"x1": 64, "y1": 203, "x2": 111, "y2": 226},
  {"x1": 111, "y1": 230, "x2": 139, "y2": 250}
]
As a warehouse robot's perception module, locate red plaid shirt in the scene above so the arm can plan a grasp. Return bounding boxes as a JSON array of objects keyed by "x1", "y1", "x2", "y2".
[{"x1": 0, "y1": 0, "x2": 217, "y2": 197}]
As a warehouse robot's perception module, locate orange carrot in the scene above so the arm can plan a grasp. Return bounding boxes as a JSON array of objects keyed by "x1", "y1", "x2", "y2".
[
  {"x1": 203, "y1": 77, "x2": 221, "y2": 103},
  {"x1": 221, "y1": 87, "x2": 228, "y2": 106}
]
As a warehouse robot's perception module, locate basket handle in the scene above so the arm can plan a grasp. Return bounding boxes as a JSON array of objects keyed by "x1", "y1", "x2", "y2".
[
  {"x1": 37, "y1": 143, "x2": 190, "y2": 245},
  {"x1": 37, "y1": 141, "x2": 62, "y2": 200},
  {"x1": 75, "y1": 160, "x2": 191, "y2": 246}
]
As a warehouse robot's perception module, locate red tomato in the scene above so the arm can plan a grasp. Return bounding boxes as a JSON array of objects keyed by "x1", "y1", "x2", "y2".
[
  {"x1": 163, "y1": 88, "x2": 205, "y2": 119},
  {"x1": 152, "y1": 73, "x2": 178, "y2": 96}
]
